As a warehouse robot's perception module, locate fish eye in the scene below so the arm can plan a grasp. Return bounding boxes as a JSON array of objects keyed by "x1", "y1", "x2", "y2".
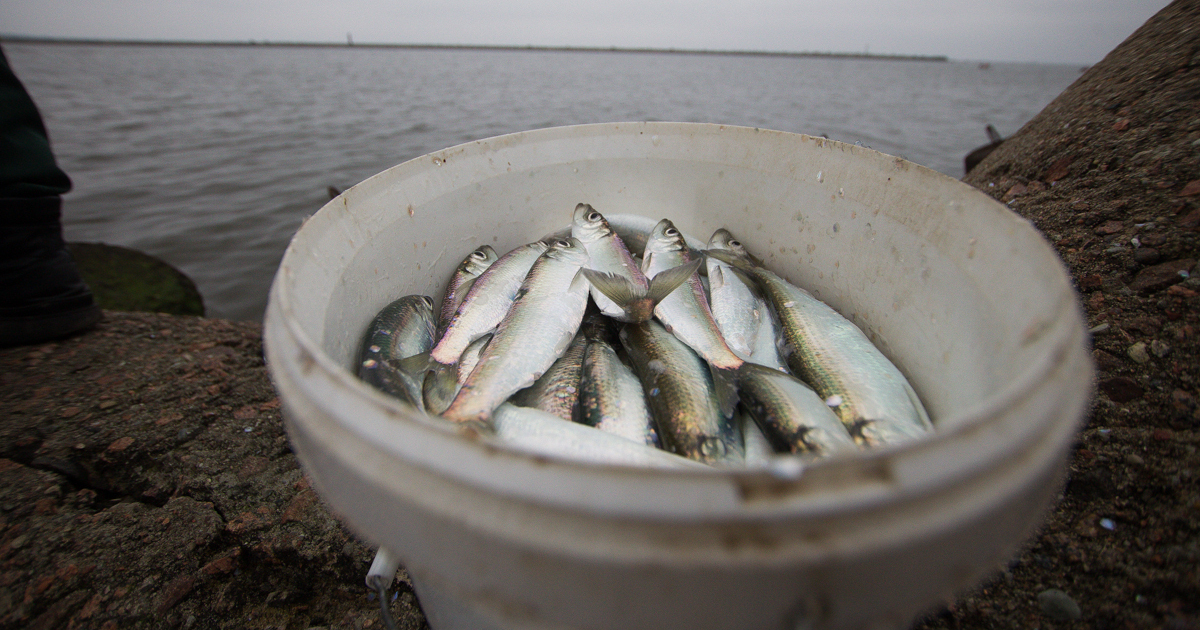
[
  {"x1": 556, "y1": 239, "x2": 572, "y2": 248},
  {"x1": 471, "y1": 250, "x2": 488, "y2": 259},
  {"x1": 421, "y1": 296, "x2": 434, "y2": 308},
  {"x1": 588, "y1": 211, "x2": 602, "y2": 222},
  {"x1": 665, "y1": 227, "x2": 679, "y2": 237},
  {"x1": 729, "y1": 239, "x2": 741, "y2": 247}
]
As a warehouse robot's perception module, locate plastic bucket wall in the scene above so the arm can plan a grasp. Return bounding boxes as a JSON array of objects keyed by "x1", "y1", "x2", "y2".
[{"x1": 264, "y1": 122, "x2": 1093, "y2": 630}]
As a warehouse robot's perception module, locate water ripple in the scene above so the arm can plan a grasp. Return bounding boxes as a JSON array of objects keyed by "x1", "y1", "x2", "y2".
[{"x1": 6, "y1": 42, "x2": 1078, "y2": 321}]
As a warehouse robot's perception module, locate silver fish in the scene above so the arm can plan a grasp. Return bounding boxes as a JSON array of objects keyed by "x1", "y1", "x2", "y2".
[
  {"x1": 456, "y1": 333, "x2": 491, "y2": 388},
  {"x1": 571, "y1": 203, "x2": 649, "y2": 321},
  {"x1": 706, "y1": 229, "x2": 761, "y2": 359},
  {"x1": 739, "y1": 408, "x2": 775, "y2": 467},
  {"x1": 438, "y1": 245, "x2": 498, "y2": 336},
  {"x1": 620, "y1": 319, "x2": 743, "y2": 465},
  {"x1": 706, "y1": 246, "x2": 933, "y2": 447},
  {"x1": 442, "y1": 237, "x2": 592, "y2": 425},
  {"x1": 542, "y1": 212, "x2": 707, "y2": 259},
  {"x1": 510, "y1": 328, "x2": 588, "y2": 421},
  {"x1": 748, "y1": 298, "x2": 788, "y2": 372},
  {"x1": 643, "y1": 219, "x2": 743, "y2": 370},
  {"x1": 491, "y1": 403, "x2": 707, "y2": 470},
  {"x1": 430, "y1": 240, "x2": 548, "y2": 366},
  {"x1": 422, "y1": 240, "x2": 548, "y2": 414},
  {"x1": 707, "y1": 228, "x2": 788, "y2": 371},
  {"x1": 736, "y1": 362, "x2": 857, "y2": 456},
  {"x1": 413, "y1": 332, "x2": 492, "y2": 415},
  {"x1": 606, "y1": 213, "x2": 706, "y2": 259},
  {"x1": 577, "y1": 330, "x2": 659, "y2": 448},
  {"x1": 358, "y1": 295, "x2": 436, "y2": 410}
]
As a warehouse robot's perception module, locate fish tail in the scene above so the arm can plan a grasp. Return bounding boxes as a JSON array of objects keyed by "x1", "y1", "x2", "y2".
[{"x1": 582, "y1": 258, "x2": 701, "y2": 322}]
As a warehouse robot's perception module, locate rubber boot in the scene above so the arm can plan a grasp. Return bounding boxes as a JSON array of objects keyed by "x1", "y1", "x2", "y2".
[{"x1": 0, "y1": 196, "x2": 101, "y2": 346}]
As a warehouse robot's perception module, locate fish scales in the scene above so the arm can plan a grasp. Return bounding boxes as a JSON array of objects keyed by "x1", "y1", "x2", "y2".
[
  {"x1": 429, "y1": 241, "x2": 547, "y2": 366},
  {"x1": 577, "y1": 333, "x2": 659, "y2": 447},
  {"x1": 510, "y1": 330, "x2": 588, "y2": 421},
  {"x1": 620, "y1": 319, "x2": 742, "y2": 465},
  {"x1": 736, "y1": 362, "x2": 856, "y2": 456},
  {"x1": 437, "y1": 245, "x2": 498, "y2": 336},
  {"x1": 357, "y1": 295, "x2": 436, "y2": 410},
  {"x1": 707, "y1": 246, "x2": 932, "y2": 447},
  {"x1": 441, "y1": 238, "x2": 592, "y2": 425},
  {"x1": 643, "y1": 219, "x2": 743, "y2": 370},
  {"x1": 706, "y1": 229, "x2": 761, "y2": 359},
  {"x1": 571, "y1": 203, "x2": 649, "y2": 321}
]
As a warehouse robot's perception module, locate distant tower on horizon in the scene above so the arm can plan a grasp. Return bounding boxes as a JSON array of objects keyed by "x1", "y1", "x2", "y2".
[{"x1": 347, "y1": 32, "x2": 354, "y2": 46}]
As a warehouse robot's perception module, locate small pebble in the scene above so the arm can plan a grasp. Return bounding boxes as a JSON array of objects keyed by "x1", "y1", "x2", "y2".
[
  {"x1": 1125, "y1": 453, "x2": 1144, "y2": 466},
  {"x1": 1038, "y1": 588, "x2": 1082, "y2": 620},
  {"x1": 1127, "y1": 342, "x2": 1150, "y2": 364},
  {"x1": 1100, "y1": 517, "x2": 1116, "y2": 530},
  {"x1": 1132, "y1": 247, "x2": 1161, "y2": 265},
  {"x1": 1150, "y1": 339, "x2": 1171, "y2": 358},
  {"x1": 1089, "y1": 323, "x2": 1110, "y2": 334}
]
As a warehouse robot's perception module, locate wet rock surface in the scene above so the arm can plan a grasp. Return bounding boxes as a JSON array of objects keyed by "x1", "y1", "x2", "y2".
[
  {"x1": 0, "y1": 313, "x2": 427, "y2": 629},
  {"x1": 915, "y1": 1, "x2": 1200, "y2": 628}
]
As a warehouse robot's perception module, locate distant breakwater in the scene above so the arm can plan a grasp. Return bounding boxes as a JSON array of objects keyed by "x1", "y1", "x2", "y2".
[{"x1": 0, "y1": 35, "x2": 950, "y2": 62}]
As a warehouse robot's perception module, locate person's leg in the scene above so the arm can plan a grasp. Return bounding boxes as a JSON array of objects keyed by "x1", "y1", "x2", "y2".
[{"x1": 0, "y1": 46, "x2": 101, "y2": 346}]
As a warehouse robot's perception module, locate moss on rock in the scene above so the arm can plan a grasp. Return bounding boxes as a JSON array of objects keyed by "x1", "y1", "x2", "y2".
[{"x1": 68, "y1": 242, "x2": 204, "y2": 316}]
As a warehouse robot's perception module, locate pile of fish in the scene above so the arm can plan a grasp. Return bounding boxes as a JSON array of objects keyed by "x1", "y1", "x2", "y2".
[{"x1": 357, "y1": 203, "x2": 932, "y2": 469}]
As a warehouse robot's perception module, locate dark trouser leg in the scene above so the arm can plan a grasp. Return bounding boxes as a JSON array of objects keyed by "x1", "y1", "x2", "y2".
[
  {"x1": 0, "y1": 196, "x2": 101, "y2": 346},
  {"x1": 0, "y1": 47, "x2": 100, "y2": 346}
]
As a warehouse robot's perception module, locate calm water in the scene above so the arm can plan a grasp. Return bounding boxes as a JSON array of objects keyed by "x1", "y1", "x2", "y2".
[{"x1": 5, "y1": 42, "x2": 1082, "y2": 322}]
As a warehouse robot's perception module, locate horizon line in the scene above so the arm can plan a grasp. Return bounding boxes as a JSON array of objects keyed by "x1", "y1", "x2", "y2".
[{"x1": 0, "y1": 34, "x2": 951, "y2": 62}]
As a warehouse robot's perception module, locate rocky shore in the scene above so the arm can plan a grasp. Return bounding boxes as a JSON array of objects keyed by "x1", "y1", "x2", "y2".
[{"x1": 2, "y1": 1, "x2": 1198, "y2": 628}]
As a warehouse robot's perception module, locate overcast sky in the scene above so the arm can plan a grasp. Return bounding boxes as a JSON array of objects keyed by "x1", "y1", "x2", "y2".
[{"x1": 0, "y1": 0, "x2": 1173, "y2": 65}]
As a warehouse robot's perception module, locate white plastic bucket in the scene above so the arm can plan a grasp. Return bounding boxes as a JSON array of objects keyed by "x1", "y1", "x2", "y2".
[{"x1": 263, "y1": 122, "x2": 1093, "y2": 630}]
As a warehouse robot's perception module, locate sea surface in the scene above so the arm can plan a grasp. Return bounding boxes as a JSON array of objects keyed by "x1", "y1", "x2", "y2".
[{"x1": 5, "y1": 42, "x2": 1083, "y2": 322}]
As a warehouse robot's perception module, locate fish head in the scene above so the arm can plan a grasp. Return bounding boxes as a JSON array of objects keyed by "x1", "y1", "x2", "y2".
[
  {"x1": 707, "y1": 228, "x2": 757, "y2": 260},
  {"x1": 571, "y1": 203, "x2": 614, "y2": 244},
  {"x1": 704, "y1": 229, "x2": 763, "y2": 270},
  {"x1": 645, "y1": 219, "x2": 688, "y2": 256},
  {"x1": 462, "y1": 245, "x2": 499, "y2": 275},
  {"x1": 523, "y1": 240, "x2": 552, "y2": 256},
  {"x1": 544, "y1": 236, "x2": 591, "y2": 267}
]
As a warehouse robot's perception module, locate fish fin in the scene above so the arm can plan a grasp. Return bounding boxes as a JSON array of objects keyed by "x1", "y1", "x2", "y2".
[
  {"x1": 640, "y1": 251, "x2": 655, "y2": 275},
  {"x1": 646, "y1": 258, "x2": 702, "y2": 304},
  {"x1": 582, "y1": 269, "x2": 645, "y2": 306},
  {"x1": 709, "y1": 265, "x2": 726, "y2": 290},
  {"x1": 703, "y1": 248, "x2": 752, "y2": 272},
  {"x1": 360, "y1": 360, "x2": 424, "y2": 411},
  {"x1": 710, "y1": 364, "x2": 741, "y2": 421},
  {"x1": 390, "y1": 362, "x2": 428, "y2": 413},
  {"x1": 728, "y1": 266, "x2": 762, "y2": 298},
  {"x1": 421, "y1": 361, "x2": 461, "y2": 416},
  {"x1": 395, "y1": 351, "x2": 432, "y2": 377},
  {"x1": 570, "y1": 268, "x2": 591, "y2": 293},
  {"x1": 450, "y1": 274, "x2": 481, "y2": 307}
]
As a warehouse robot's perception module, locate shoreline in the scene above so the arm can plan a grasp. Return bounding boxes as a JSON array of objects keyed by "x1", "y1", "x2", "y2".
[{"x1": 0, "y1": 34, "x2": 950, "y2": 62}]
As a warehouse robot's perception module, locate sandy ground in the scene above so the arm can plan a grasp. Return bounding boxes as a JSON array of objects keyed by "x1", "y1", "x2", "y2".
[{"x1": 2, "y1": 1, "x2": 1198, "y2": 628}]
